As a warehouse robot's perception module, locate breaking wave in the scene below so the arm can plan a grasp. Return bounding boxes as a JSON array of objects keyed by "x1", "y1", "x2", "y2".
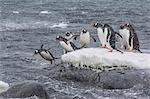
[{"x1": 0, "y1": 21, "x2": 69, "y2": 31}]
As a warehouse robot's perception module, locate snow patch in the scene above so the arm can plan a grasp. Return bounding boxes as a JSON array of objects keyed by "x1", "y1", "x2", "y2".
[{"x1": 62, "y1": 48, "x2": 150, "y2": 69}]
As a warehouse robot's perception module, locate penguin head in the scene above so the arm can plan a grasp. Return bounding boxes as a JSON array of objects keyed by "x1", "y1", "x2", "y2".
[
  {"x1": 82, "y1": 29, "x2": 87, "y2": 34},
  {"x1": 65, "y1": 32, "x2": 72, "y2": 37},
  {"x1": 93, "y1": 22, "x2": 103, "y2": 28},
  {"x1": 33, "y1": 49, "x2": 39, "y2": 56},
  {"x1": 104, "y1": 23, "x2": 110, "y2": 28},
  {"x1": 126, "y1": 23, "x2": 132, "y2": 28},
  {"x1": 120, "y1": 24, "x2": 124, "y2": 29},
  {"x1": 120, "y1": 23, "x2": 132, "y2": 30},
  {"x1": 56, "y1": 36, "x2": 67, "y2": 42},
  {"x1": 56, "y1": 36, "x2": 61, "y2": 41}
]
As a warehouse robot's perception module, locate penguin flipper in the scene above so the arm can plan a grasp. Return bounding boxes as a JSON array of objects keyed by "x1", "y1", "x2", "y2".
[
  {"x1": 73, "y1": 34, "x2": 80, "y2": 40},
  {"x1": 70, "y1": 42, "x2": 78, "y2": 50},
  {"x1": 129, "y1": 36, "x2": 133, "y2": 47},
  {"x1": 48, "y1": 50, "x2": 56, "y2": 59},
  {"x1": 91, "y1": 36, "x2": 96, "y2": 42},
  {"x1": 115, "y1": 32, "x2": 123, "y2": 38}
]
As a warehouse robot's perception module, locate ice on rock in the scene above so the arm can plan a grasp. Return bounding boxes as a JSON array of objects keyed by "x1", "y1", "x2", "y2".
[{"x1": 61, "y1": 48, "x2": 150, "y2": 69}]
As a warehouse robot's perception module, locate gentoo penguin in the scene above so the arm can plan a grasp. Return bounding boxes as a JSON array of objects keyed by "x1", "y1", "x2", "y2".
[
  {"x1": 65, "y1": 32, "x2": 74, "y2": 42},
  {"x1": 33, "y1": 44, "x2": 58, "y2": 64},
  {"x1": 93, "y1": 22, "x2": 105, "y2": 47},
  {"x1": 119, "y1": 23, "x2": 142, "y2": 53},
  {"x1": 56, "y1": 36, "x2": 79, "y2": 53},
  {"x1": 103, "y1": 24, "x2": 123, "y2": 53},
  {"x1": 79, "y1": 29, "x2": 96, "y2": 48}
]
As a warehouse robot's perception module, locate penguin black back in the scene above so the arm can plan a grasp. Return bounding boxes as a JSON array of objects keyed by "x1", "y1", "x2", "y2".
[
  {"x1": 33, "y1": 44, "x2": 59, "y2": 64},
  {"x1": 104, "y1": 24, "x2": 116, "y2": 49},
  {"x1": 126, "y1": 24, "x2": 140, "y2": 51}
]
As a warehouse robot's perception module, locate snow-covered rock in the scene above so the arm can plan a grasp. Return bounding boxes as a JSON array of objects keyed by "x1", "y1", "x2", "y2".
[
  {"x1": 61, "y1": 48, "x2": 150, "y2": 70},
  {"x1": 0, "y1": 81, "x2": 9, "y2": 93}
]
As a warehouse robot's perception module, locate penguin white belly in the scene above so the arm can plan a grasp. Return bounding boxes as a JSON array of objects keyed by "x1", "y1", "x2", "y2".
[
  {"x1": 60, "y1": 41, "x2": 74, "y2": 52},
  {"x1": 80, "y1": 33, "x2": 90, "y2": 47},
  {"x1": 104, "y1": 28, "x2": 108, "y2": 46},
  {"x1": 40, "y1": 51, "x2": 53, "y2": 60},
  {"x1": 97, "y1": 28, "x2": 105, "y2": 46},
  {"x1": 119, "y1": 29, "x2": 130, "y2": 50}
]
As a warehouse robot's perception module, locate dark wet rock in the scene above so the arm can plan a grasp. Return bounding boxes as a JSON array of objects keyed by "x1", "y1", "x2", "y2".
[
  {"x1": 0, "y1": 81, "x2": 50, "y2": 99},
  {"x1": 142, "y1": 73, "x2": 150, "y2": 96},
  {"x1": 58, "y1": 64, "x2": 149, "y2": 89}
]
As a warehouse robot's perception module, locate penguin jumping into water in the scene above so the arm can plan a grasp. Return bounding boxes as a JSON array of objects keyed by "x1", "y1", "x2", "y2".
[
  {"x1": 33, "y1": 44, "x2": 59, "y2": 64},
  {"x1": 103, "y1": 24, "x2": 123, "y2": 53},
  {"x1": 56, "y1": 35, "x2": 79, "y2": 53},
  {"x1": 93, "y1": 22, "x2": 105, "y2": 47},
  {"x1": 119, "y1": 23, "x2": 142, "y2": 53}
]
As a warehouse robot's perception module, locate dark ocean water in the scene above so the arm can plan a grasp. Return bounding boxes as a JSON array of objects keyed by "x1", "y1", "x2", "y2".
[{"x1": 0, "y1": 0, "x2": 150, "y2": 99}]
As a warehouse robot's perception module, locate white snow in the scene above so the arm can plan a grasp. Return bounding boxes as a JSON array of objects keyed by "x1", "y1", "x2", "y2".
[
  {"x1": 61, "y1": 48, "x2": 150, "y2": 69},
  {"x1": 0, "y1": 81, "x2": 9, "y2": 93}
]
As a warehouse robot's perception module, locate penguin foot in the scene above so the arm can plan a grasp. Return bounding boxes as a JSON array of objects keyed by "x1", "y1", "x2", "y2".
[
  {"x1": 108, "y1": 50, "x2": 113, "y2": 52},
  {"x1": 99, "y1": 46, "x2": 106, "y2": 48}
]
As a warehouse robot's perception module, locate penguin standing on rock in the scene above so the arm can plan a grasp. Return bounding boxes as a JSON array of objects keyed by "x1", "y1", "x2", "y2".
[
  {"x1": 56, "y1": 36, "x2": 79, "y2": 53},
  {"x1": 80, "y1": 29, "x2": 90, "y2": 48},
  {"x1": 93, "y1": 22, "x2": 105, "y2": 47},
  {"x1": 33, "y1": 44, "x2": 59, "y2": 64},
  {"x1": 78, "y1": 29, "x2": 96, "y2": 48},
  {"x1": 119, "y1": 23, "x2": 142, "y2": 53},
  {"x1": 103, "y1": 24, "x2": 123, "y2": 53}
]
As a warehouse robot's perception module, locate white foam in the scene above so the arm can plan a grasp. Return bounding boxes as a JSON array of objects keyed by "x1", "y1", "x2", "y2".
[
  {"x1": 62, "y1": 48, "x2": 150, "y2": 69},
  {"x1": 0, "y1": 21, "x2": 52, "y2": 31},
  {"x1": 40, "y1": 11, "x2": 51, "y2": 14},
  {"x1": 50, "y1": 22, "x2": 68, "y2": 28},
  {"x1": 12, "y1": 11, "x2": 19, "y2": 14},
  {"x1": 0, "y1": 81, "x2": 9, "y2": 93}
]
